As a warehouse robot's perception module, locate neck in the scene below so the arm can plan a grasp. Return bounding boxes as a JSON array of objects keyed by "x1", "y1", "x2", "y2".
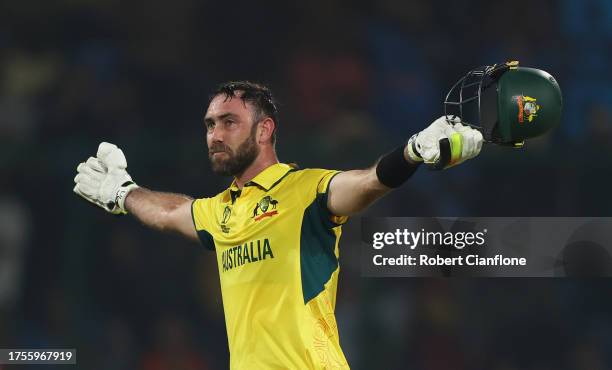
[{"x1": 234, "y1": 150, "x2": 278, "y2": 189}]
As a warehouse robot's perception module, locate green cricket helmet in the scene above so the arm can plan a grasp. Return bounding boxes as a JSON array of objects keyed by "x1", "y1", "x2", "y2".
[{"x1": 444, "y1": 61, "x2": 563, "y2": 147}]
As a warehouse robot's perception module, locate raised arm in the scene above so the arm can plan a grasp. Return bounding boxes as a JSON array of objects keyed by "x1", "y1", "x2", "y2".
[
  {"x1": 327, "y1": 116, "x2": 483, "y2": 216},
  {"x1": 73, "y1": 142, "x2": 198, "y2": 242}
]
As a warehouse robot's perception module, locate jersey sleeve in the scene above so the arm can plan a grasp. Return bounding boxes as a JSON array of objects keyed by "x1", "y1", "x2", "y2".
[
  {"x1": 303, "y1": 169, "x2": 349, "y2": 228},
  {"x1": 191, "y1": 198, "x2": 216, "y2": 251}
]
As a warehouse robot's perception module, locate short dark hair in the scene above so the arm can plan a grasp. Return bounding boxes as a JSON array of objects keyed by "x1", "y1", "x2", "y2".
[{"x1": 209, "y1": 81, "x2": 279, "y2": 143}]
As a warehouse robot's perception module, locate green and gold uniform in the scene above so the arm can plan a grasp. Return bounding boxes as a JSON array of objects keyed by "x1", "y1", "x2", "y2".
[{"x1": 192, "y1": 163, "x2": 350, "y2": 369}]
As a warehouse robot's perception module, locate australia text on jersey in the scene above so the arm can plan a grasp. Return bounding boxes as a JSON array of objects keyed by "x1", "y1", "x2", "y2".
[{"x1": 221, "y1": 238, "x2": 274, "y2": 272}]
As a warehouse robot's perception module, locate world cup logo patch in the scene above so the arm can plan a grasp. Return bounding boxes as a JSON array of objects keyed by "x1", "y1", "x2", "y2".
[{"x1": 220, "y1": 205, "x2": 231, "y2": 233}]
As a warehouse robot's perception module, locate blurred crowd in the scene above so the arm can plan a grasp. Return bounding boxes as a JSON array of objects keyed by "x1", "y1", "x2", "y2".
[{"x1": 1, "y1": 0, "x2": 611, "y2": 369}]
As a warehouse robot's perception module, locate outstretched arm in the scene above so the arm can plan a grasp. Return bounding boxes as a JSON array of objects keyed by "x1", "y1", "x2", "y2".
[
  {"x1": 125, "y1": 188, "x2": 197, "y2": 241},
  {"x1": 73, "y1": 142, "x2": 198, "y2": 242},
  {"x1": 327, "y1": 165, "x2": 394, "y2": 217},
  {"x1": 326, "y1": 154, "x2": 417, "y2": 217},
  {"x1": 327, "y1": 116, "x2": 483, "y2": 216}
]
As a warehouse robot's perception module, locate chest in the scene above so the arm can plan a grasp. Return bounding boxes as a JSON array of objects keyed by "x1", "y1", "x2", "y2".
[{"x1": 212, "y1": 187, "x2": 304, "y2": 247}]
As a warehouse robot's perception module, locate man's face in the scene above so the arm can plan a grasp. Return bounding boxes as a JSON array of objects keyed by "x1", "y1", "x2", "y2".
[{"x1": 204, "y1": 94, "x2": 260, "y2": 176}]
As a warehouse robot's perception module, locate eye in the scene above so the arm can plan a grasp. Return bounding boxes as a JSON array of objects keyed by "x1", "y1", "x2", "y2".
[{"x1": 206, "y1": 121, "x2": 215, "y2": 131}]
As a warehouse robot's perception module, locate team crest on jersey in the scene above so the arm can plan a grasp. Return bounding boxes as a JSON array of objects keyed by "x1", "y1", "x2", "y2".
[
  {"x1": 220, "y1": 205, "x2": 231, "y2": 233},
  {"x1": 513, "y1": 95, "x2": 540, "y2": 123},
  {"x1": 252, "y1": 195, "x2": 279, "y2": 221}
]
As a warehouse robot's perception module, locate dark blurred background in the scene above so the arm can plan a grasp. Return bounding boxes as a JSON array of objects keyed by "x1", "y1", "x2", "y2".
[{"x1": 1, "y1": 0, "x2": 612, "y2": 369}]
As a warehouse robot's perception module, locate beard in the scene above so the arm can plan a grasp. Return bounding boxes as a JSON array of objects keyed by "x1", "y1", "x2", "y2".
[{"x1": 208, "y1": 127, "x2": 260, "y2": 177}]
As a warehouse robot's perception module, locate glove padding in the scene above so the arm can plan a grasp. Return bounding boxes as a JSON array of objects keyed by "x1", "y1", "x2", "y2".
[
  {"x1": 406, "y1": 116, "x2": 483, "y2": 170},
  {"x1": 73, "y1": 142, "x2": 139, "y2": 214}
]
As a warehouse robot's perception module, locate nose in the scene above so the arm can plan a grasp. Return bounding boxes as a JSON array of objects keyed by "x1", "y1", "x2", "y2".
[{"x1": 208, "y1": 124, "x2": 224, "y2": 143}]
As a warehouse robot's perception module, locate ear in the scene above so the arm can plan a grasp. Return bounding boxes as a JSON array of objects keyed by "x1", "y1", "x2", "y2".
[{"x1": 257, "y1": 117, "x2": 275, "y2": 144}]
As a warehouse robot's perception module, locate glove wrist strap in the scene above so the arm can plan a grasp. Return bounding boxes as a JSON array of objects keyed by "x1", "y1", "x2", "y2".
[
  {"x1": 114, "y1": 182, "x2": 139, "y2": 214},
  {"x1": 406, "y1": 134, "x2": 423, "y2": 162}
]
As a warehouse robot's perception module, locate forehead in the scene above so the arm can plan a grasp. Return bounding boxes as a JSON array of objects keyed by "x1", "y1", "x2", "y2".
[{"x1": 205, "y1": 94, "x2": 254, "y2": 120}]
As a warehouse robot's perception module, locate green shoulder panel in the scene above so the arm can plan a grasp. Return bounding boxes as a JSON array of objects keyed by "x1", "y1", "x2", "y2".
[{"x1": 300, "y1": 187, "x2": 340, "y2": 304}]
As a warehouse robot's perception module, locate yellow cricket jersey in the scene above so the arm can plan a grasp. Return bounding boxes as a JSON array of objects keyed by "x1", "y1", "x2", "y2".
[{"x1": 191, "y1": 163, "x2": 350, "y2": 370}]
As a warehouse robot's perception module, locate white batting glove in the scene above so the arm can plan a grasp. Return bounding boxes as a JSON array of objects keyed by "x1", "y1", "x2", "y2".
[
  {"x1": 73, "y1": 142, "x2": 139, "y2": 214},
  {"x1": 405, "y1": 116, "x2": 483, "y2": 170}
]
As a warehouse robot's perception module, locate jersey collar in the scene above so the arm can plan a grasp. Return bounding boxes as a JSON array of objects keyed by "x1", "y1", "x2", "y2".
[{"x1": 229, "y1": 163, "x2": 294, "y2": 192}]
